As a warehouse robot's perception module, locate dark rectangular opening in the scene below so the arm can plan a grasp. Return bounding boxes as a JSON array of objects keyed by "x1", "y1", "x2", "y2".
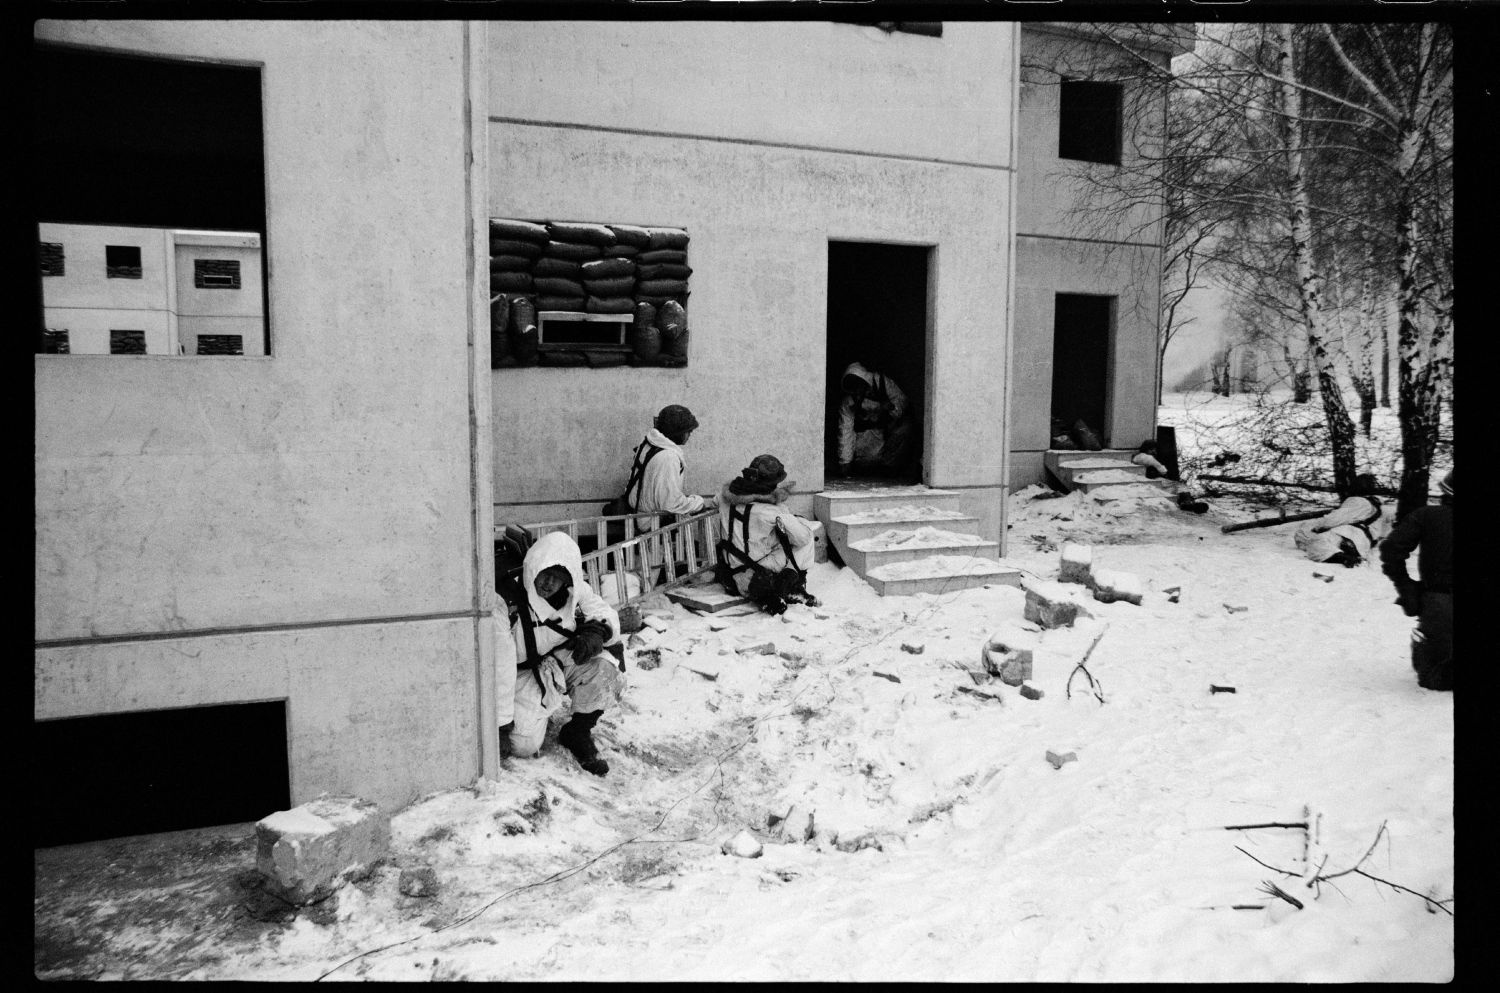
[
  {"x1": 193, "y1": 258, "x2": 241, "y2": 289},
  {"x1": 109, "y1": 329, "x2": 146, "y2": 354},
  {"x1": 538, "y1": 316, "x2": 630, "y2": 349},
  {"x1": 34, "y1": 701, "x2": 291, "y2": 847},
  {"x1": 40, "y1": 242, "x2": 64, "y2": 277},
  {"x1": 1051, "y1": 293, "x2": 1114, "y2": 445},
  {"x1": 195, "y1": 334, "x2": 244, "y2": 356},
  {"x1": 105, "y1": 244, "x2": 142, "y2": 279},
  {"x1": 825, "y1": 242, "x2": 929, "y2": 485},
  {"x1": 1059, "y1": 80, "x2": 1123, "y2": 165}
]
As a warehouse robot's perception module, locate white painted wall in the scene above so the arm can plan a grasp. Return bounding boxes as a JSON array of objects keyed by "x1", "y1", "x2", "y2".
[
  {"x1": 486, "y1": 22, "x2": 1016, "y2": 538},
  {"x1": 33, "y1": 20, "x2": 491, "y2": 813}
]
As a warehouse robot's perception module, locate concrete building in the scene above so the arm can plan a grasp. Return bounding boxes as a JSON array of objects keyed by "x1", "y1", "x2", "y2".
[
  {"x1": 40, "y1": 223, "x2": 264, "y2": 356},
  {"x1": 33, "y1": 19, "x2": 1185, "y2": 838}
]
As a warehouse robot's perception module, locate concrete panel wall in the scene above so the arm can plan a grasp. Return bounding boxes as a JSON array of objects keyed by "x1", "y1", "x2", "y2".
[
  {"x1": 1011, "y1": 236, "x2": 1161, "y2": 488},
  {"x1": 489, "y1": 21, "x2": 1013, "y2": 166},
  {"x1": 34, "y1": 20, "x2": 490, "y2": 808},
  {"x1": 34, "y1": 619, "x2": 477, "y2": 812},
  {"x1": 487, "y1": 124, "x2": 1013, "y2": 535},
  {"x1": 486, "y1": 22, "x2": 1016, "y2": 541},
  {"x1": 1016, "y1": 25, "x2": 1170, "y2": 245}
]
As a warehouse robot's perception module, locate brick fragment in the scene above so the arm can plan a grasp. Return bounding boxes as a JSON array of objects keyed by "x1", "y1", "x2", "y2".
[{"x1": 1058, "y1": 542, "x2": 1093, "y2": 586}]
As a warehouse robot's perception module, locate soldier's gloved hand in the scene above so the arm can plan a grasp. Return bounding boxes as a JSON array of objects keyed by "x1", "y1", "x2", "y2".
[
  {"x1": 1396, "y1": 582, "x2": 1423, "y2": 617},
  {"x1": 571, "y1": 620, "x2": 611, "y2": 661}
]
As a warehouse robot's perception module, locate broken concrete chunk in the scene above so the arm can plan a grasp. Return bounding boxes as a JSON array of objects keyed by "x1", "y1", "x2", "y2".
[
  {"x1": 835, "y1": 831, "x2": 884, "y2": 853},
  {"x1": 982, "y1": 643, "x2": 1034, "y2": 680},
  {"x1": 398, "y1": 866, "x2": 439, "y2": 898},
  {"x1": 627, "y1": 628, "x2": 662, "y2": 650},
  {"x1": 634, "y1": 648, "x2": 662, "y2": 671},
  {"x1": 1163, "y1": 586, "x2": 1182, "y2": 603},
  {"x1": 900, "y1": 643, "x2": 925, "y2": 655},
  {"x1": 777, "y1": 806, "x2": 815, "y2": 844},
  {"x1": 1091, "y1": 569, "x2": 1143, "y2": 606},
  {"x1": 1045, "y1": 750, "x2": 1077, "y2": 770},
  {"x1": 1223, "y1": 603, "x2": 1249, "y2": 614},
  {"x1": 617, "y1": 604, "x2": 644, "y2": 635},
  {"x1": 1058, "y1": 542, "x2": 1093, "y2": 586},
  {"x1": 997, "y1": 653, "x2": 1033, "y2": 687},
  {"x1": 736, "y1": 641, "x2": 777, "y2": 656},
  {"x1": 255, "y1": 795, "x2": 390, "y2": 905},
  {"x1": 1022, "y1": 579, "x2": 1089, "y2": 629},
  {"x1": 812, "y1": 827, "x2": 840, "y2": 852},
  {"x1": 1019, "y1": 682, "x2": 1044, "y2": 701},
  {"x1": 1312, "y1": 570, "x2": 1335, "y2": 583},
  {"x1": 721, "y1": 830, "x2": 764, "y2": 858}
]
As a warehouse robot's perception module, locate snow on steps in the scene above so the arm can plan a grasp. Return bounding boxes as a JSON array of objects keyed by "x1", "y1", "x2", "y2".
[
  {"x1": 814, "y1": 486, "x2": 1021, "y2": 597},
  {"x1": 864, "y1": 554, "x2": 1023, "y2": 597},
  {"x1": 843, "y1": 526, "x2": 999, "y2": 575},
  {"x1": 1044, "y1": 450, "x2": 1173, "y2": 494}
]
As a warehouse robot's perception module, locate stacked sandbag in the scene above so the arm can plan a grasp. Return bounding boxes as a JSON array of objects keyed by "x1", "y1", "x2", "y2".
[{"x1": 488, "y1": 218, "x2": 692, "y2": 367}]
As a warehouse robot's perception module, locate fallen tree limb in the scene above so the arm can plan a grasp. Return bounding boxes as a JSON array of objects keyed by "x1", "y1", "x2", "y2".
[
  {"x1": 1199, "y1": 474, "x2": 1344, "y2": 493},
  {"x1": 1220, "y1": 509, "x2": 1330, "y2": 533},
  {"x1": 1065, "y1": 624, "x2": 1109, "y2": 705}
]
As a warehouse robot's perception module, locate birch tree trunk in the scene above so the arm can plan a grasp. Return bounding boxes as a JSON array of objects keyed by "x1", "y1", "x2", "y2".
[{"x1": 1273, "y1": 23, "x2": 1358, "y2": 495}]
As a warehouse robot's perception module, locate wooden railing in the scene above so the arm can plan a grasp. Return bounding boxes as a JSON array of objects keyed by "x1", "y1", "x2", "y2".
[{"x1": 504, "y1": 508, "x2": 722, "y2": 606}]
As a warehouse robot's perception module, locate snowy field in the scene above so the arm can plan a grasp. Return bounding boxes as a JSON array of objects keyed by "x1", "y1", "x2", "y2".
[{"x1": 40, "y1": 395, "x2": 1454, "y2": 982}]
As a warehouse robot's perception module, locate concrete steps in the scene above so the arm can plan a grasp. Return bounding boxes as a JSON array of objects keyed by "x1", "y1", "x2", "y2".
[
  {"x1": 814, "y1": 486, "x2": 1022, "y2": 597},
  {"x1": 1044, "y1": 450, "x2": 1172, "y2": 494}
]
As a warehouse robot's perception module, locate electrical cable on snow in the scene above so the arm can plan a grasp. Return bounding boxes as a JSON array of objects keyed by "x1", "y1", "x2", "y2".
[{"x1": 314, "y1": 546, "x2": 995, "y2": 980}]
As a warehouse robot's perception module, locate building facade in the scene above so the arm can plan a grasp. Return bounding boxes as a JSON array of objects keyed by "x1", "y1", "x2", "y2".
[{"x1": 33, "y1": 19, "x2": 1183, "y2": 830}]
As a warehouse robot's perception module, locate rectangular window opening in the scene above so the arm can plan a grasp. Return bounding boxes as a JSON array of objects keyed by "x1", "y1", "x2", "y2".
[
  {"x1": 195, "y1": 334, "x2": 244, "y2": 356},
  {"x1": 194, "y1": 258, "x2": 241, "y2": 290},
  {"x1": 1059, "y1": 79, "x2": 1124, "y2": 166},
  {"x1": 109, "y1": 329, "x2": 146, "y2": 354},
  {"x1": 40, "y1": 242, "x2": 65, "y2": 277},
  {"x1": 537, "y1": 313, "x2": 632, "y2": 349},
  {"x1": 33, "y1": 701, "x2": 291, "y2": 847},
  {"x1": 105, "y1": 244, "x2": 142, "y2": 279}
]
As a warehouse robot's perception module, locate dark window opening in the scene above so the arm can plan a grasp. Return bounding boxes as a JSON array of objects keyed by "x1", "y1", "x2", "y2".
[
  {"x1": 1051, "y1": 293, "x2": 1115, "y2": 446},
  {"x1": 195, "y1": 334, "x2": 244, "y2": 356},
  {"x1": 40, "y1": 328, "x2": 70, "y2": 354},
  {"x1": 40, "y1": 242, "x2": 65, "y2": 277},
  {"x1": 1059, "y1": 80, "x2": 1123, "y2": 166},
  {"x1": 194, "y1": 258, "x2": 241, "y2": 289},
  {"x1": 105, "y1": 244, "x2": 142, "y2": 279},
  {"x1": 825, "y1": 242, "x2": 929, "y2": 486},
  {"x1": 838, "y1": 20, "x2": 943, "y2": 38},
  {"x1": 538, "y1": 315, "x2": 630, "y2": 349},
  {"x1": 33, "y1": 701, "x2": 291, "y2": 847},
  {"x1": 33, "y1": 44, "x2": 268, "y2": 354},
  {"x1": 110, "y1": 329, "x2": 146, "y2": 354}
]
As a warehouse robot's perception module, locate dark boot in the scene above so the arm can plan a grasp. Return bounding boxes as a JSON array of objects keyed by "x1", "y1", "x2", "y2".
[
  {"x1": 558, "y1": 710, "x2": 609, "y2": 776},
  {"x1": 498, "y1": 722, "x2": 515, "y2": 759}
]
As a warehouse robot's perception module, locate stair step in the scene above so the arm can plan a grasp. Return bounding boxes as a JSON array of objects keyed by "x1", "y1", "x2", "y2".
[
  {"x1": 828, "y1": 506, "x2": 981, "y2": 546},
  {"x1": 864, "y1": 554, "x2": 1024, "y2": 597},
  {"x1": 844, "y1": 527, "x2": 999, "y2": 574},
  {"x1": 1044, "y1": 450, "x2": 1141, "y2": 490},
  {"x1": 1070, "y1": 467, "x2": 1151, "y2": 492},
  {"x1": 814, "y1": 486, "x2": 965, "y2": 523}
]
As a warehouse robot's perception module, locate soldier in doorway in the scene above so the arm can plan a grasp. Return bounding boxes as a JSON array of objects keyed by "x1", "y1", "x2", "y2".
[{"x1": 834, "y1": 362, "x2": 916, "y2": 477}]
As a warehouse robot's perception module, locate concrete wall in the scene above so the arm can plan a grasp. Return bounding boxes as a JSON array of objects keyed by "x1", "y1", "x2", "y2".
[
  {"x1": 1011, "y1": 25, "x2": 1173, "y2": 488},
  {"x1": 33, "y1": 20, "x2": 493, "y2": 813},
  {"x1": 486, "y1": 22, "x2": 1017, "y2": 541}
]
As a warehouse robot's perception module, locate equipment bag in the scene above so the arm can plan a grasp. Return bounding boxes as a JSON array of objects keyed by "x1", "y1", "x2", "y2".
[{"x1": 714, "y1": 505, "x2": 813, "y2": 616}]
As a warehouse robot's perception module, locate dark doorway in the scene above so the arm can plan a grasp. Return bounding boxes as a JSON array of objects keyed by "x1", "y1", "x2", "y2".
[
  {"x1": 1050, "y1": 293, "x2": 1114, "y2": 446},
  {"x1": 34, "y1": 701, "x2": 291, "y2": 847},
  {"x1": 825, "y1": 242, "x2": 929, "y2": 485}
]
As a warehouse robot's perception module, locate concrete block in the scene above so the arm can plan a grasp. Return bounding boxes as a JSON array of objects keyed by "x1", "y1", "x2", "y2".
[
  {"x1": 1022, "y1": 580, "x2": 1088, "y2": 629},
  {"x1": 721, "y1": 830, "x2": 764, "y2": 858},
  {"x1": 777, "y1": 806, "x2": 815, "y2": 844},
  {"x1": 1091, "y1": 569, "x2": 1143, "y2": 605},
  {"x1": 1058, "y1": 542, "x2": 1093, "y2": 585},
  {"x1": 996, "y1": 657, "x2": 1032, "y2": 690},
  {"x1": 255, "y1": 795, "x2": 390, "y2": 905},
  {"x1": 1020, "y1": 683, "x2": 1044, "y2": 700}
]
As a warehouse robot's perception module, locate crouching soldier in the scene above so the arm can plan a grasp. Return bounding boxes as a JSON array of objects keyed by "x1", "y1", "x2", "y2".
[
  {"x1": 496, "y1": 532, "x2": 625, "y2": 775},
  {"x1": 715, "y1": 455, "x2": 818, "y2": 615},
  {"x1": 1380, "y1": 470, "x2": 1453, "y2": 692},
  {"x1": 835, "y1": 362, "x2": 916, "y2": 477}
]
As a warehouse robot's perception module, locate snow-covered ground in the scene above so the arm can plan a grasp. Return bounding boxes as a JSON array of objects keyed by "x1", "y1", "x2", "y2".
[{"x1": 43, "y1": 394, "x2": 1453, "y2": 982}]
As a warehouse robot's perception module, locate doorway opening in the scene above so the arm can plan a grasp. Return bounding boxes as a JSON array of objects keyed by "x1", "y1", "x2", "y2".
[
  {"x1": 825, "y1": 241, "x2": 930, "y2": 487},
  {"x1": 34, "y1": 701, "x2": 291, "y2": 847},
  {"x1": 1050, "y1": 293, "x2": 1115, "y2": 447}
]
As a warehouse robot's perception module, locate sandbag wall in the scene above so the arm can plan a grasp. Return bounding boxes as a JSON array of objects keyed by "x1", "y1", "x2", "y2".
[{"x1": 489, "y1": 219, "x2": 691, "y2": 369}]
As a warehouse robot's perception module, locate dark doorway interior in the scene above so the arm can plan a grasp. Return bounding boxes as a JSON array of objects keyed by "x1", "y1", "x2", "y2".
[
  {"x1": 1050, "y1": 293, "x2": 1114, "y2": 446},
  {"x1": 825, "y1": 242, "x2": 929, "y2": 485},
  {"x1": 34, "y1": 701, "x2": 291, "y2": 848}
]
